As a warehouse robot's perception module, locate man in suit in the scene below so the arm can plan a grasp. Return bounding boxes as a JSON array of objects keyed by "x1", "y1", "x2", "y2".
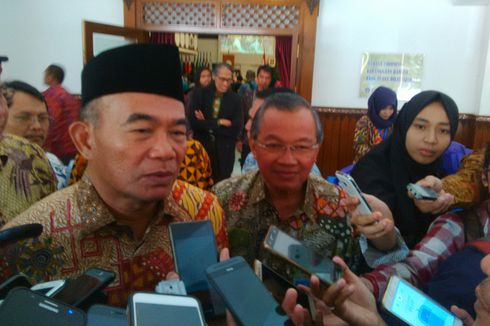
[{"x1": 189, "y1": 63, "x2": 243, "y2": 182}]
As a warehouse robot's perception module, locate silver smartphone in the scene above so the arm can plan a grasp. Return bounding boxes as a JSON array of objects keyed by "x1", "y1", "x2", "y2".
[
  {"x1": 31, "y1": 279, "x2": 66, "y2": 297},
  {"x1": 407, "y1": 183, "x2": 439, "y2": 201},
  {"x1": 382, "y1": 276, "x2": 463, "y2": 326},
  {"x1": 263, "y1": 225, "x2": 341, "y2": 286},
  {"x1": 335, "y1": 171, "x2": 372, "y2": 215}
]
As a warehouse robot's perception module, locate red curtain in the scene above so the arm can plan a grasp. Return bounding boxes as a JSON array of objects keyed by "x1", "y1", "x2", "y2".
[
  {"x1": 275, "y1": 36, "x2": 292, "y2": 88},
  {"x1": 150, "y1": 32, "x2": 175, "y2": 45}
]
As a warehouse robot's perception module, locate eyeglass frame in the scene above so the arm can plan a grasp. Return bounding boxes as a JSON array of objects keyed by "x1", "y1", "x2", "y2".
[{"x1": 253, "y1": 139, "x2": 320, "y2": 155}]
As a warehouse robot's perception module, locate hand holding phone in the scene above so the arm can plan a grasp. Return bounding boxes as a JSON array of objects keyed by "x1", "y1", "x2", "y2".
[
  {"x1": 407, "y1": 183, "x2": 439, "y2": 201},
  {"x1": 263, "y1": 225, "x2": 340, "y2": 287},
  {"x1": 335, "y1": 171, "x2": 372, "y2": 215},
  {"x1": 382, "y1": 276, "x2": 462, "y2": 326}
]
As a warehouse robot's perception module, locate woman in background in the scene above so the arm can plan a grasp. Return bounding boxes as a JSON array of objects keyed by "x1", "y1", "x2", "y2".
[{"x1": 353, "y1": 86, "x2": 398, "y2": 162}]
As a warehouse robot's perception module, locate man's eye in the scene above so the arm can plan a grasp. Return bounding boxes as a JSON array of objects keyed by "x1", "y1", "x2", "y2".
[{"x1": 132, "y1": 129, "x2": 151, "y2": 134}]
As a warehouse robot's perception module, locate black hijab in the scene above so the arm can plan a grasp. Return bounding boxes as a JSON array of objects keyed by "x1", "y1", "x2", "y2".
[{"x1": 351, "y1": 90, "x2": 459, "y2": 247}]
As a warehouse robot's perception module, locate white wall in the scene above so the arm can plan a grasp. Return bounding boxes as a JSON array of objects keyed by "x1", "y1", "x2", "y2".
[
  {"x1": 312, "y1": 0, "x2": 490, "y2": 114},
  {"x1": 0, "y1": 0, "x2": 123, "y2": 94}
]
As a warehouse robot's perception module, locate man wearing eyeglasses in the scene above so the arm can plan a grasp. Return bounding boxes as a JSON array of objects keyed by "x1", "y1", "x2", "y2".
[
  {"x1": 3, "y1": 81, "x2": 67, "y2": 189},
  {"x1": 189, "y1": 63, "x2": 243, "y2": 183},
  {"x1": 213, "y1": 92, "x2": 400, "y2": 283}
]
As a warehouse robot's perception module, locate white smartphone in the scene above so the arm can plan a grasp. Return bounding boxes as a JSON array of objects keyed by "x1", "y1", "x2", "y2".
[
  {"x1": 407, "y1": 183, "x2": 439, "y2": 201},
  {"x1": 335, "y1": 171, "x2": 372, "y2": 215},
  {"x1": 31, "y1": 279, "x2": 66, "y2": 297},
  {"x1": 129, "y1": 292, "x2": 205, "y2": 326},
  {"x1": 382, "y1": 276, "x2": 463, "y2": 326}
]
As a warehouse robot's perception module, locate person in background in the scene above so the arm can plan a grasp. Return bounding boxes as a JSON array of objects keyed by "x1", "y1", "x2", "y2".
[
  {"x1": 351, "y1": 90, "x2": 459, "y2": 248},
  {"x1": 43, "y1": 64, "x2": 81, "y2": 165},
  {"x1": 0, "y1": 44, "x2": 227, "y2": 307},
  {"x1": 0, "y1": 56, "x2": 8, "y2": 80},
  {"x1": 189, "y1": 63, "x2": 243, "y2": 183},
  {"x1": 231, "y1": 69, "x2": 243, "y2": 93},
  {"x1": 184, "y1": 67, "x2": 212, "y2": 120},
  {"x1": 0, "y1": 84, "x2": 56, "y2": 226},
  {"x1": 3, "y1": 80, "x2": 67, "y2": 188},
  {"x1": 353, "y1": 86, "x2": 397, "y2": 163}
]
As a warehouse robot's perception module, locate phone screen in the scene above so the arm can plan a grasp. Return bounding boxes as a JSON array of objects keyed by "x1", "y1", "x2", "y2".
[
  {"x1": 387, "y1": 279, "x2": 459, "y2": 326},
  {"x1": 265, "y1": 226, "x2": 338, "y2": 285},
  {"x1": 207, "y1": 257, "x2": 289, "y2": 325},
  {"x1": 135, "y1": 302, "x2": 204, "y2": 326},
  {"x1": 53, "y1": 274, "x2": 102, "y2": 305},
  {"x1": 171, "y1": 221, "x2": 217, "y2": 292},
  {"x1": 87, "y1": 305, "x2": 127, "y2": 326}
]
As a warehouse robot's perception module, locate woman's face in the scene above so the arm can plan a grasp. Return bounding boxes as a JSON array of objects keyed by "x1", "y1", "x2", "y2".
[
  {"x1": 379, "y1": 105, "x2": 395, "y2": 120},
  {"x1": 405, "y1": 102, "x2": 451, "y2": 164},
  {"x1": 199, "y1": 70, "x2": 212, "y2": 87}
]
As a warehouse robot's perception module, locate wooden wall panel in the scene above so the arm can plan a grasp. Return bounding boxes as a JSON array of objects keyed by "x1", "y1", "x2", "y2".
[{"x1": 315, "y1": 108, "x2": 488, "y2": 177}]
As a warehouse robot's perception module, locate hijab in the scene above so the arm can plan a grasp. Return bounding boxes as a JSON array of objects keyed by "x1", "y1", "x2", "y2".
[
  {"x1": 351, "y1": 90, "x2": 459, "y2": 247},
  {"x1": 367, "y1": 86, "x2": 398, "y2": 129}
]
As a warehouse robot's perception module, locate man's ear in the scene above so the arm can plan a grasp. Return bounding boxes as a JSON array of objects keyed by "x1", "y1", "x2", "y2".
[{"x1": 69, "y1": 121, "x2": 95, "y2": 159}]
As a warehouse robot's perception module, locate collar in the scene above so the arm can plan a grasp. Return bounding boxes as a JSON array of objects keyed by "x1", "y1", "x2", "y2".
[
  {"x1": 77, "y1": 175, "x2": 191, "y2": 237},
  {"x1": 248, "y1": 171, "x2": 317, "y2": 224}
]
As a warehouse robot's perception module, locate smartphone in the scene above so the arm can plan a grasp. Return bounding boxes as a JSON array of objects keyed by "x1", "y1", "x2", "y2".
[
  {"x1": 206, "y1": 256, "x2": 290, "y2": 326},
  {"x1": 31, "y1": 279, "x2": 66, "y2": 297},
  {"x1": 0, "y1": 223, "x2": 43, "y2": 247},
  {"x1": 407, "y1": 183, "x2": 439, "y2": 201},
  {"x1": 169, "y1": 220, "x2": 225, "y2": 318},
  {"x1": 87, "y1": 304, "x2": 127, "y2": 326},
  {"x1": 0, "y1": 287, "x2": 86, "y2": 326},
  {"x1": 129, "y1": 292, "x2": 205, "y2": 326},
  {"x1": 382, "y1": 276, "x2": 463, "y2": 326},
  {"x1": 335, "y1": 171, "x2": 372, "y2": 215},
  {"x1": 52, "y1": 267, "x2": 115, "y2": 308},
  {"x1": 263, "y1": 225, "x2": 341, "y2": 286},
  {"x1": 0, "y1": 273, "x2": 32, "y2": 300}
]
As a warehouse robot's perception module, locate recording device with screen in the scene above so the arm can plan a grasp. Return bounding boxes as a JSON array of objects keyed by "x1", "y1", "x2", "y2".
[
  {"x1": 0, "y1": 223, "x2": 43, "y2": 247},
  {"x1": 0, "y1": 273, "x2": 32, "y2": 301},
  {"x1": 335, "y1": 171, "x2": 372, "y2": 215},
  {"x1": 382, "y1": 276, "x2": 463, "y2": 326},
  {"x1": 407, "y1": 183, "x2": 439, "y2": 201},
  {"x1": 0, "y1": 287, "x2": 86, "y2": 326},
  {"x1": 87, "y1": 304, "x2": 127, "y2": 326},
  {"x1": 31, "y1": 279, "x2": 66, "y2": 297},
  {"x1": 52, "y1": 267, "x2": 115, "y2": 308},
  {"x1": 169, "y1": 220, "x2": 225, "y2": 318},
  {"x1": 263, "y1": 225, "x2": 341, "y2": 286},
  {"x1": 206, "y1": 256, "x2": 290, "y2": 326},
  {"x1": 129, "y1": 292, "x2": 205, "y2": 326}
]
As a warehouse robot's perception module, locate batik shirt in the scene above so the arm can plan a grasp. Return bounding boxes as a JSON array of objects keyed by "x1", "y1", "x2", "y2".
[
  {"x1": 213, "y1": 171, "x2": 363, "y2": 284},
  {"x1": 0, "y1": 175, "x2": 228, "y2": 306},
  {"x1": 0, "y1": 134, "x2": 56, "y2": 226},
  {"x1": 353, "y1": 115, "x2": 392, "y2": 163}
]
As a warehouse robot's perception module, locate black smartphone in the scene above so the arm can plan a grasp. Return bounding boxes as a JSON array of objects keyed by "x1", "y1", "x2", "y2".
[
  {"x1": 263, "y1": 225, "x2": 341, "y2": 286},
  {"x1": 0, "y1": 287, "x2": 86, "y2": 326},
  {"x1": 0, "y1": 223, "x2": 43, "y2": 247},
  {"x1": 169, "y1": 220, "x2": 225, "y2": 318},
  {"x1": 87, "y1": 304, "x2": 127, "y2": 326},
  {"x1": 206, "y1": 256, "x2": 290, "y2": 326},
  {"x1": 52, "y1": 267, "x2": 115, "y2": 308},
  {"x1": 0, "y1": 273, "x2": 32, "y2": 300}
]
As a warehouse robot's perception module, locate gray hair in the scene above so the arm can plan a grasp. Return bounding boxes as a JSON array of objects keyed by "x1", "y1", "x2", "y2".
[
  {"x1": 212, "y1": 63, "x2": 233, "y2": 76},
  {"x1": 250, "y1": 92, "x2": 323, "y2": 144},
  {"x1": 80, "y1": 97, "x2": 103, "y2": 127}
]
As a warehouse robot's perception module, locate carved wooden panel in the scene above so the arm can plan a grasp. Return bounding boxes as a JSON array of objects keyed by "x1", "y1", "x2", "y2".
[
  {"x1": 143, "y1": 2, "x2": 217, "y2": 27},
  {"x1": 221, "y1": 3, "x2": 300, "y2": 29}
]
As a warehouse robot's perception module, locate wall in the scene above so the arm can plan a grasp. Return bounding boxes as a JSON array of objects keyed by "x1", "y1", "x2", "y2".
[
  {"x1": 312, "y1": 0, "x2": 490, "y2": 114},
  {"x1": 0, "y1": 0, "x2": 123, "y2": 94}
]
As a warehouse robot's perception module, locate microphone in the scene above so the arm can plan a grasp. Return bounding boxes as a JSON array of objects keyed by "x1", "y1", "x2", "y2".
[{"x1": 0, "y1": 224, "x2": 43, "y2": 247}]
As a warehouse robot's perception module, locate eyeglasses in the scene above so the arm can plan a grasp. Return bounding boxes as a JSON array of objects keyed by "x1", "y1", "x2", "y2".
[
  {"x1": 254, "y1": 140, "x2": 319, "y2": 155},
  {"x1": 13, "y1": 114, "x2": 50, "y2": 124},
  {"x1": 216, "y1": 76, "x2": 232, "y2": 84}
]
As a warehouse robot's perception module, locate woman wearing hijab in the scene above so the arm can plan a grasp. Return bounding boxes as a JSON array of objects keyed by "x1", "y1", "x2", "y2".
[
  {"x1": 351, "y1": 90, "x2": 459, "y2": 248},
  {"x1": 353, "y1": 86, "x2": 398, "y2": 162}
]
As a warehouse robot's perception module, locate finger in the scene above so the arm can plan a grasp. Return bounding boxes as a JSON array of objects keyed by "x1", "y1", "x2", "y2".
[
  {"x1": 166, "y1": 271, "x2": 180, "y2": 280},
  {"x1": 351, "y1": 213, "x2": 378, "y2": 227},
  {"x1": 450, "y1": 305, "x2": 474, "y2": 326},
  {"x1": 282, "y1": 288, "x2": 298, "y2": 313},
  {"x1": 219, "y1": 248, "x2": 230, "y2": 262}
]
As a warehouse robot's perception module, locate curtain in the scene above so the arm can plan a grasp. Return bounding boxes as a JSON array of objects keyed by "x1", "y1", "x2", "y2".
[
  {"x1": 150, "y1": 32, "x2": 175, "y2": 45},
  {"x1": 275, "y1": 36, "x2": 292, "y2": 88}
]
